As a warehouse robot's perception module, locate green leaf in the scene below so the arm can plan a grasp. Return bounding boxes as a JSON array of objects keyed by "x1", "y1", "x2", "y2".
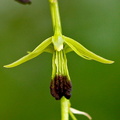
[
  {"x1": 4, "y1": 37, "x2": 52, "y2": 68},
  {"x1": 63, "y1": 36, "x2": 114, "y2": 64}
]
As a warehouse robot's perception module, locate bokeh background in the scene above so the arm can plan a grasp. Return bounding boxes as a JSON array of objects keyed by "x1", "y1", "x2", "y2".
[{"x1": 0, "y1": 0, "x2": 120, "y2": 120}]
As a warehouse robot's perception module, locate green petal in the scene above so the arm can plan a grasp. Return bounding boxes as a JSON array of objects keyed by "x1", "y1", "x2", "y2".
[
  {"x1": 4, "y1": 37, "x2": 52, "y2": 68},
  {"x1": 63, "y1": 36, "x2": 114, "y2": 64},
  {"x1": 44, "y1": 44, "x2": 54, "y2": 53},
  {"x1": 64, "y1": 45, "x2": 73, "y2": 53}
]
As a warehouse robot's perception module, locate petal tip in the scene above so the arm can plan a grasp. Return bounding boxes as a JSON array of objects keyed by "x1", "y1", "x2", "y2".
[
  {"x1": 106, "y1": 60, "x2": 114, "y2": 64},
  {"x1": 3, "y1": 65, "x2": 12, "y2": 68}
]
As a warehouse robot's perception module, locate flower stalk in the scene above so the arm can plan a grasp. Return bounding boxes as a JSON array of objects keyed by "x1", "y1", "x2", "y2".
[
  {"x1": 49, "y1": 0, "x2": 62, "y2": 35},
  {"x1": 61, "y1": 97, "x2": 69, "y2": 120}
]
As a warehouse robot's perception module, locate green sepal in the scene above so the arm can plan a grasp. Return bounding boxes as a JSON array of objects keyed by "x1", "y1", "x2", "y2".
[
  {"x1": 63, "y1": 36, "x2": 114, "y2": 64},
  {"x1": 4, "y1": 37, "x2": 52, "y2": 68}
]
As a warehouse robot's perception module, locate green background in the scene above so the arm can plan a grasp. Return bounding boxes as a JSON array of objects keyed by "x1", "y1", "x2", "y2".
[{"x1": 0, "y1": 0, "x2": 120, "y2": 120}]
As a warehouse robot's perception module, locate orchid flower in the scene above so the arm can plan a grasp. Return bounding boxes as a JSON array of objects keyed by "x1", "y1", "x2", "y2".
[
  {"x1": 4, "y1": 35, "x2": 114, "y2": 68},
  {"x1": 4, "y1": 0, "x2": 114, "y2": 120}
]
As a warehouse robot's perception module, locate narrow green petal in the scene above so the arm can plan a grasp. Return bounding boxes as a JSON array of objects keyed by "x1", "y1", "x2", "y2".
[
  {"x1": 4, "y1": 37, "x2": 52, "y2": 68},
  {"x1": 64, "y1": 45, "x2": 73, "y2": 53},
  {"x1": 63, "y1": 36, "x2": 114, "y2": 64},
  {"x1": 44, "y1": 44, "x2": 54, "y2": 53}
]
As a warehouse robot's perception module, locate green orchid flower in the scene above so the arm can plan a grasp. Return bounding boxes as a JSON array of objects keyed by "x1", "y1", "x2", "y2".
[
  {"x1": 4, "y1": 0, "x2": 114, "y2": 120},
  {"x1": 4, "y1": 35, "x2": 114, "y2": 68},
  {"x1": 4, "y1": 34, "x2": 114, "y2": 102},
  {"x1": 4, "y1": 34, "x2": 114, "y2": 101}
]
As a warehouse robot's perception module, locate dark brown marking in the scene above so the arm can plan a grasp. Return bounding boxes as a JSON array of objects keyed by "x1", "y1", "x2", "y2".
[{"x1": 50, "y1": 75, "x2": 72, "y2": 100}]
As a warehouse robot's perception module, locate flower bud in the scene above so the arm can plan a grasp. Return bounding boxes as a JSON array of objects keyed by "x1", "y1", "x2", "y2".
[{"x1": 15, "y1": 0, "x2": 31, "y2": 5}]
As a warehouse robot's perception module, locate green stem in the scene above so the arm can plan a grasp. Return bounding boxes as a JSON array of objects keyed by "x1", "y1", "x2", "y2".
[
  {"x1": 49, "y1": 0, "x2": 62, "y2": 35},
  {"x1": 61, "y1": 97, "x2": 69, "y2": 120},
  {"x1": 69, "y1": 110, "x2": 77, "y2": 120}
]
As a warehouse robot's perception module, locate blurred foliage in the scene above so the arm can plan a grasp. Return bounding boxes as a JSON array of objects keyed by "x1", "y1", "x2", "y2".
[{"x1": 0, "y1": 0, "x2": 120, "y2": 120}]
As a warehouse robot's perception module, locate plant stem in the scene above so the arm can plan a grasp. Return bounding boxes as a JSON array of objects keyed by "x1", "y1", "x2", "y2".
[
  {"x1": 61, "y1": 97, "x2": 69, "y2": 120},
  {"x1": 69, "y1": 110, "x2": 77, "y2": 120},
  {"x1": 49, "y1": 0, "x2": 69, "y2": 120},
  {"x1": 49, "y1": 0, "x2": 62, "y2": 35}
]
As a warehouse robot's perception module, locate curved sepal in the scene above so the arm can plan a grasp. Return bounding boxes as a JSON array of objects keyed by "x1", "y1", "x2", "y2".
[
  {"x1": 4, "y1": 37, "x2": 52, "y2": 68},
  {"x1": 63, "y1": 36, "x2": 114, "y2": 64}
]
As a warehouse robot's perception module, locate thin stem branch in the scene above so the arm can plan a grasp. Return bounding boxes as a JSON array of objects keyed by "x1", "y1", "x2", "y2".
[
  {"x1": 69, "y1": 110, "x2": 77, "y2": 120},
  {"x1": 61, "y1": 97, "x2": 69, "y2": 120}
]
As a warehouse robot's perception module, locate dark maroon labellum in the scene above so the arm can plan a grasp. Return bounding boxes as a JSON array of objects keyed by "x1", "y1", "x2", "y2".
[
  {"x1": 50, "y1": 75, "x2": 72, "y2": 100},
  {"x1": 15, "y1": 0, "x2": 31, "y2": 5}
]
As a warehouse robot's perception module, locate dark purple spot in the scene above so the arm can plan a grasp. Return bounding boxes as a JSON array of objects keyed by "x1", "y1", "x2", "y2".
[{"x1": 15, "y1": 0, "x2": 31, "y2": 5}]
